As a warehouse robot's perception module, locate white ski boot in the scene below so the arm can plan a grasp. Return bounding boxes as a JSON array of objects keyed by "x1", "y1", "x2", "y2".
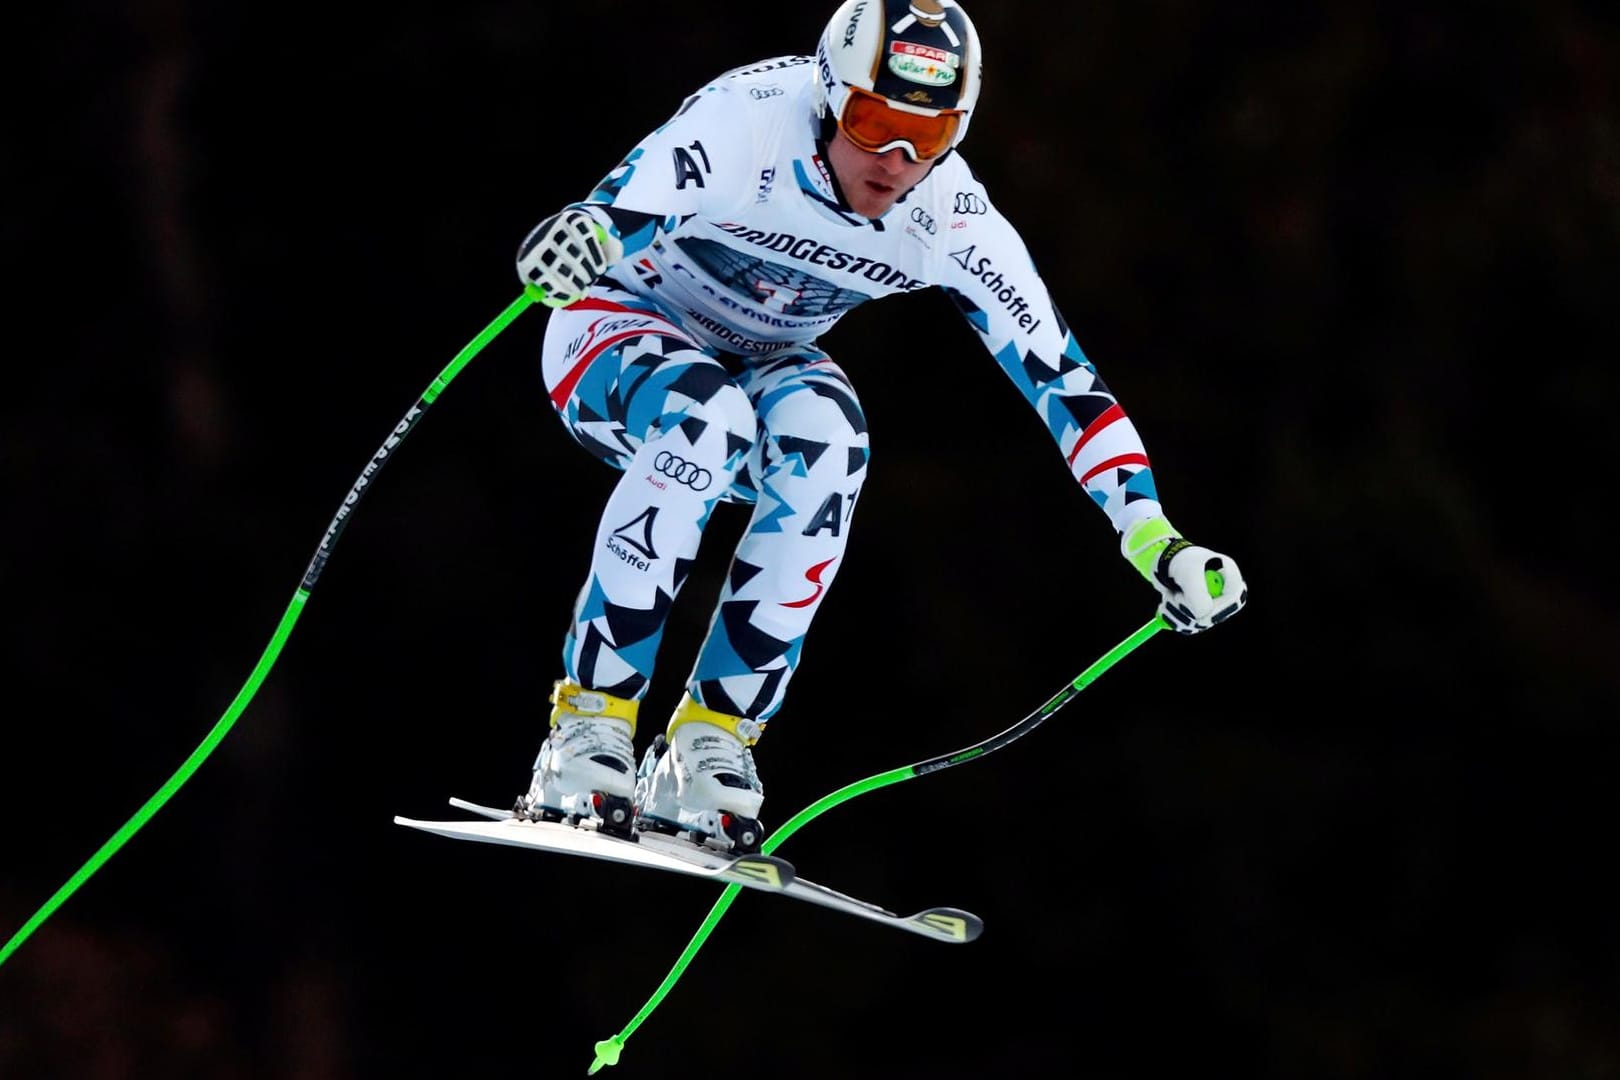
[
  {"x1": 635, "y1": 693, "x2": 766, "y2": 853},
  {"x1": 516, "y1": 680, "x2": 638, "y2": 839}
]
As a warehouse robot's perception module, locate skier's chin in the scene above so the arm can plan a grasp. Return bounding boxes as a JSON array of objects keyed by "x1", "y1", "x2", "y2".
[{"x1": 850, "y1": 181, "x2": 903, "y2": 219}]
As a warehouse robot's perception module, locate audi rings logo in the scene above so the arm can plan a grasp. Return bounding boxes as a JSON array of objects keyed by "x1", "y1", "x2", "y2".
[
  {"x1": 910, "y1": 206, "x2": 937, "y2": 234},
  {"x1": 654, "y1": 451, "x2": 712, "y2": 491},
  {"x1": 953, "y1": 192, "x2": 988, "y2": 215}
]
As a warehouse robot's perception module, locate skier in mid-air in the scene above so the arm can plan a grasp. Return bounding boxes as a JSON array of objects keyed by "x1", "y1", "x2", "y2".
[{"x1": 510, "y1": 0, "x2": 1248, "y2": 853}]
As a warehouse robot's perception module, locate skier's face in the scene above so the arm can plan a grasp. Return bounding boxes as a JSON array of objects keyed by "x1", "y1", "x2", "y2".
[{"x1": 827, "y1": 128, "x2": 934, "y2": 219}]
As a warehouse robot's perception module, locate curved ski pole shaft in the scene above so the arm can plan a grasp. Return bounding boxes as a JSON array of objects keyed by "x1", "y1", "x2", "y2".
[
  {"x1": 589, "y1": 616, "x2": 1167, "y2": 1073},
  {"x1": 0, "y1": 289, "x2": 540, "y2": 972}
]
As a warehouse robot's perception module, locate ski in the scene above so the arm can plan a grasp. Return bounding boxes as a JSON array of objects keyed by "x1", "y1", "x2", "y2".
[
  {"x1": 394, "y1": 799, "x2": 796, "y2": 893},
  {"x1": 395, "y1": 798, "x2": 983, "y2": 945}
]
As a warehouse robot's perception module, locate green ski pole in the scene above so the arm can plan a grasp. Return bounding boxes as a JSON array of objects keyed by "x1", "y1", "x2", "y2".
[
  {"x1": 589, "y1": 612, "x2": 1179, "y2": 1074},
  {"x1": 0, "y1": 289, "x2": 543, "y2": 971}
]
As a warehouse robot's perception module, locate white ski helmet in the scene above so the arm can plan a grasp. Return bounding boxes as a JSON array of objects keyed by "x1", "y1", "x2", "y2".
[{"x1": 813, "y1": 0, "x2": 983, "y2": 161}]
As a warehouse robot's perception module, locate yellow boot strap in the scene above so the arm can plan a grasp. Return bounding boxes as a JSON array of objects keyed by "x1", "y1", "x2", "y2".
[
  {"x1": 549, "y1": 680, "x2": 639, "y2": 735},
  {"x1": 669, "y1": 693, "x2": 763, "y2": 747}
]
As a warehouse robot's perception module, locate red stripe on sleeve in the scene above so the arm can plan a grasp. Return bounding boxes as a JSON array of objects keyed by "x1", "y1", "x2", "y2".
[
  {"x1": 1079, "y1": 453, "x2": 1150, "y2": 487},
  {"x1": 1066, "y1": 403, "x2": 1126, "y2": 467}
]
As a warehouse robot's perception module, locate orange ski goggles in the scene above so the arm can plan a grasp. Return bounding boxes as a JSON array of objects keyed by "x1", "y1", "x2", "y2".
[{"x1": 837, "y1": 87, "x2": 963, "y2": 162}]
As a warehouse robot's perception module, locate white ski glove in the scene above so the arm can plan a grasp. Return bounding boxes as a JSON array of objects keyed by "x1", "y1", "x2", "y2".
[
  {"x1": 515, "y1": 208, "x2": 623, "y2": 308},
  {"x1": 1121, "y1": 517, "x2": 1248, "y2": 634}
]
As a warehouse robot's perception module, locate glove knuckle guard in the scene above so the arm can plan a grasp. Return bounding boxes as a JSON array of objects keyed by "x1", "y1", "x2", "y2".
[
  {"x1": 516, "y1": 209, "x2": 619, "y2": 307},
  {"x1": 1126, "y1": 519, "x2": 1249, "y2": 634}
]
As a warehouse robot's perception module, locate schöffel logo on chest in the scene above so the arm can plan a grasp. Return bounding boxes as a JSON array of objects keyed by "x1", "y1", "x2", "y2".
[{"x1": 715, "y1": 223, "x2": 926, "y2": 290}]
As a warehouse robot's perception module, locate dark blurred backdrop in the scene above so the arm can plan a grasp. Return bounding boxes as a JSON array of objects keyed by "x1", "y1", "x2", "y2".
[{"x1": 3, "y1": 2, "x2": 1618, "y2": 1078}]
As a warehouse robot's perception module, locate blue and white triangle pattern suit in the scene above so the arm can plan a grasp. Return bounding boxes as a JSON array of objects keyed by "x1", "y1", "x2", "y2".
[{"x1": 538, "y1": 56, "x2": 1164, "y2": 726}]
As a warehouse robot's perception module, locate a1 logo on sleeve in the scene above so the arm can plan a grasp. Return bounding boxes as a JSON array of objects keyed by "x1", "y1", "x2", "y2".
[{"x1": 672, "y1": 140, "x2": 713, "y2": 190}]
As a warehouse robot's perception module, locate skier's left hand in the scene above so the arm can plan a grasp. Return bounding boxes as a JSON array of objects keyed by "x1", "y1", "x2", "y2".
[{"x1": 1121, "y1": 518, "x2": 1248, "y2": 634}]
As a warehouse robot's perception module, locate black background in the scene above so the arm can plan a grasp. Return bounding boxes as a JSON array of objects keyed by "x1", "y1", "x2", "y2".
[{"x1": 4, "y1": 3, "x2": 1618, "y2": 1078}]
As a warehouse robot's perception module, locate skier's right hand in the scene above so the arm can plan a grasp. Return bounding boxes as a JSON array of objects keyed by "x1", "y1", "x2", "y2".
[{"x1": 516, "y1": 208, "x2": 623, "y2": 308}]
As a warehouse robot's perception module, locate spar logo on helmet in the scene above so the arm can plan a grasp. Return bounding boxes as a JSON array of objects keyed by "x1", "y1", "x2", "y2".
[{"x1": 890, "y1": 41, "x2": 958, "y2": 87}]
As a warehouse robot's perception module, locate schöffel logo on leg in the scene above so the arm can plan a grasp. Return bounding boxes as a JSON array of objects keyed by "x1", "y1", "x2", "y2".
[{"x1": 608, "y1": 507, "x2": 659, "y2": 570}]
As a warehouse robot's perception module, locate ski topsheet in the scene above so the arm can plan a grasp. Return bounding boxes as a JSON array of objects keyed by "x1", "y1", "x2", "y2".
[
  {"x1": 394, "y1": 800, "x2": 796, "y2": 892},
  {"x1": 394, "y1": 798, "x2": 983, "y2": 945}
]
